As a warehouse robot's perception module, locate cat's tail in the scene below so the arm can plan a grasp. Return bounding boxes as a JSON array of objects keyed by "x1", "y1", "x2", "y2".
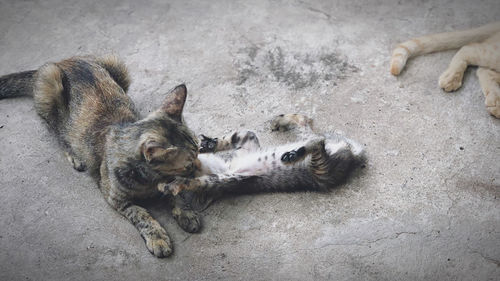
[
  {"x1": 0, "y1": 70, "x2": 37, "y2": 99},
  {"x1": 390, "y1": 21, "x2": 500, "y2": 75}
]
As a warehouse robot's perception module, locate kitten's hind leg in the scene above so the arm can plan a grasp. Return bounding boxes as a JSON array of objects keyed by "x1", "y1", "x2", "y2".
[
  {"x1": 281, "y1": 137, "x2": 362, "y2": 190},
  {"x1": 281, "y1": 137, "x2": 325, "y2": 164},
  {"x1": 477, "y1": 67, "x2": 500, "y2": 118}
]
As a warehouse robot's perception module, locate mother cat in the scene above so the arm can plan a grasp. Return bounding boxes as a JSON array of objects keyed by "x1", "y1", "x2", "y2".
[
  {"x1": 0, "y1": 55, "x2": 364, "y2": 258},
  {"x1": 0, "y1": 55, "x2": 200, "y2": 257}
]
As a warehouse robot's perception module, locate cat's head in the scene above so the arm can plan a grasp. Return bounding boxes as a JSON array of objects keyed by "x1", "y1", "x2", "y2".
[{"x1": 137, "y1": 84, "x2": 199, "y2": 177}]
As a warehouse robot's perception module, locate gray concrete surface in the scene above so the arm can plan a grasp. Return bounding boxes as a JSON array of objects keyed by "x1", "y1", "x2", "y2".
[{"x1": 0, "y1": 0, "x2": 499, "y2": 280}]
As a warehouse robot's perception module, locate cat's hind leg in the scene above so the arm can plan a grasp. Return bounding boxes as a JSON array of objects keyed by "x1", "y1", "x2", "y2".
[
  {"x1": 477, "y1": 67, "x2": 500, "y2": 118},
  {"x1": 281, "y1": 137, "x2": 364, "y2": 189},
  {"x1": 280, "y1": 137, "x2": 325, "y2": 163},
  {"x1": 95, "y1": 55, "x2": 131, "y2": 92},
  {"x1": 279, "y1": 137, "x2": 333, "y2": 190},
  {"x1": 439, "y1": 32, "x2": 500, "y2": 92}
]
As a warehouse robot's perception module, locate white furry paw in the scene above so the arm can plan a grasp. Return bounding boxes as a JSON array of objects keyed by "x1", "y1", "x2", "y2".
[
  {"x1": 484, "y1": 88, "x2": 500, "y2": 118},
  {"x1": 439, "y1": 68, "x2": 464, "y2": 92}
]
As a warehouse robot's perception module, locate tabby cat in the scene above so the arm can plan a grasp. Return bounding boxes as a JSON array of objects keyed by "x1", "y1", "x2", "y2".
[
  {"x1": 159, "y1": 114, "x2": 365, "y2": 199},
  {"x1": 0, "y1": 56, "x2": 201, "y2": 257},
  {"x1": 390, "y1": 21, "x2": 500, "y2": 118},
  {"x1": 0, "y1": 56, "x2": 364, "y2": 258}
]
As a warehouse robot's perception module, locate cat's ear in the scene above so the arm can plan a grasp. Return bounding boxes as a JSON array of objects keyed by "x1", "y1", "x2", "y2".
[
  {"x1": 160, "y1": 84, "x2": 187, "y2": 122},
  {"x1": 142, "y1": 140, "x2": 178, "y2": 163}
]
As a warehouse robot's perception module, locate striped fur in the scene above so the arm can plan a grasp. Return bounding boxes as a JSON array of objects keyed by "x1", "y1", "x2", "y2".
[
  {"x1": 160, "y1": 114, "x2": 365, "y2": 198},
  {"x1": 0, "y1": 56, "x2": 201, "y2": 257}
]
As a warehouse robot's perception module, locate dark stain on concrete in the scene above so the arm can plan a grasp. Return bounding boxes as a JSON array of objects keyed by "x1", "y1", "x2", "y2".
[{"x1": 235, "y1": 45, "x2": 358, "y2": 90}]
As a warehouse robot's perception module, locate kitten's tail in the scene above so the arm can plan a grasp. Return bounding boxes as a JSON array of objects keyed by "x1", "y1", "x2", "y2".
[
  {"x1": 390, "y1": 21, "x2": 500, "y2": 75},
  {"x1": 0, "y1": 70, "x2": 37, "y2": 99}
]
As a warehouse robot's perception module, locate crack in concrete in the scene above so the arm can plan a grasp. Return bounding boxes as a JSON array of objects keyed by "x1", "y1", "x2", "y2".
[
  {"x1": 316, "y1": 231, "x2": 418, "y2": 249},
  {"x1": 239, "y1": 231, "x2": 421, "y2": 260},
  {"x1": 297, "y1": 0, "x2": 334, "y2": 21}
]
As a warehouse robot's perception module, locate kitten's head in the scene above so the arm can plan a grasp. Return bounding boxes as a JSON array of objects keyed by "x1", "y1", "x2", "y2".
[{"x1": 138, "y1": 84, "x2": 199, "y2": 177}]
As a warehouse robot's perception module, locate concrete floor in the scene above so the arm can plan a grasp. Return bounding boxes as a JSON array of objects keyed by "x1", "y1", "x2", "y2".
[{"x1": 0, "y1": 0, "x2": 499, "y2": 280}]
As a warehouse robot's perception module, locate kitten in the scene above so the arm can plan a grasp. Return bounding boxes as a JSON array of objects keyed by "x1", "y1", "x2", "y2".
[
  {"x1": 390, "y1": 22, "x2": 500, "y2": 118},
  {"x1": 0, "y1": 55, "x2": 201, "y2": 257},
  {"x1": 158, "y1": 114, "x2": 365, "y2": 198}
]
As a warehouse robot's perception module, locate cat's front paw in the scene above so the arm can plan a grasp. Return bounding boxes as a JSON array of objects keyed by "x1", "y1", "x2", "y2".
[
  {"x1": 484, "y1": 88, "x2": 500, "y2": 118},
  {"x1": 199, "y1": 134, "x2": 218, "y2": 153},
  {"x1": 145, "y1": 236, "x2": 173, "y2": 258},
  {"x1": 172, "y1": 207, "x2": 202, "y2": 233},
  {"x1": 439, "y1": 68, "x2": 464, "y2": 92},
  {"x1": 281, "y1": 146, "x2": 306, "y2": 164}
]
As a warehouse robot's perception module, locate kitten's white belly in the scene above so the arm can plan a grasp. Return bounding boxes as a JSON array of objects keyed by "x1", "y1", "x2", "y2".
[
  {"x1": 197, "y1": 153, "x2": 228, "y2": 174},
  {"x1": 198, "y1": 138, "x2": 358, "y2": 176},
  {"x1": 228, "y1": 143, "x2": 303, "y2": 175}
]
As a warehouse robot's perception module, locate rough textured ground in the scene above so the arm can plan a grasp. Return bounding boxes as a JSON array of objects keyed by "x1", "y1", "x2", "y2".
[{"x1": 0, "y1": 0, "x2": 499, "y2": 280}]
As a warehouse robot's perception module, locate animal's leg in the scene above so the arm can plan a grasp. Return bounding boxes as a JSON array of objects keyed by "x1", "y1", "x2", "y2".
[
  {"x1": 159, "y1": 173, "x2": 260, "y2": 195},
  {"x1": 64, "y1": 151, "x2": 87, "y2": 171},
  {"x1": 171, "y1": 191, "x2": 202, "y2": 233},
  {"x1": 281, "y1": 137, "x2": 361, "y2": 190},
  {"x1": 439, "y1": 46, "x2": 475, "y2": 91},
  {"x1": 439, "y1": 33, "x2": 500, "y2": 92},
  {"x1": 199, "y1": 130, "x2": 260, "y2": 154},
  {"x1": 270, "y1": 114, "x2": 313, "y2": 132},
  {"x1": 477, "y1": 67, "x2": 500, "y2": 118},
  {"x1": 280, "y1": 137, "x2": 325, "y2": 164},
  {"x1": 100, "y1": 163, "x2": 172, "y2": 258},
  {"x1": 107, "y1": 197, "x2": 173, "y2": 257},
  {"x1": 95, "y1": 55, "x2": 131, "y2": 92}
]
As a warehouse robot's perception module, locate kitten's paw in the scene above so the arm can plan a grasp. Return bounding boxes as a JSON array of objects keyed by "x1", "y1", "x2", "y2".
[
  {"x1": 199, "y1": 134, "x2": 218, "y2": 153},
  {"x1": 172, "y1": 207, "x2": 202, "y2": 233},
  {"x1": 65, "y1": 152, "x2": 87, "y2": 172},
  {"x1": 281, "y1": 146, "x2": 306, "y2": 163},
  {"x1": 270, "y1": 114, "x2": 312, "y2": 132},
  {"x1": 484, "y1": 88, "x2": 500, "y2": 118},
  {"x1": 162, "y1": 177, "x2": 200, "y2": 195},
  {"x1": 145, "y1": 236, "x2": 173, "y2": 258},
  {"x1": 439, "y1": 68, "x2": 464, "y2": 92}
]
